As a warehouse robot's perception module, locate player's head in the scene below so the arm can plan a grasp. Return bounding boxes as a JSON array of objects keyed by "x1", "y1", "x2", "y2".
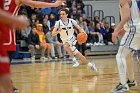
[{"x1": 59, "y1": 8, "x2": 69, "y2": 20}]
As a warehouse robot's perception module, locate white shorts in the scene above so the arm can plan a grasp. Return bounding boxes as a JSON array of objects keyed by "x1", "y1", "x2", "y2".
[
  {"x1": 62, "y1": 35, "x2": 78, "y2": 55},
  {"x1": 62, "y1": 35, "x2": 77, "y2": 46},
  {"x1": 120, "y1": 26, "x2": 140, "y2": 51}
]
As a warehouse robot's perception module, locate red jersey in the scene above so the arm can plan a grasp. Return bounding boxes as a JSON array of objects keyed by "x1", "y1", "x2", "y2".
[{"x1": 0, "y1": 0, "x2": 20, "y2": 51}]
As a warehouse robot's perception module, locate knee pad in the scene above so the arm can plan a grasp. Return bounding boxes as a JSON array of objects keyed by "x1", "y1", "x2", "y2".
[{"x1": 70, "y1": 46, "x2": 79, "y2": 55}]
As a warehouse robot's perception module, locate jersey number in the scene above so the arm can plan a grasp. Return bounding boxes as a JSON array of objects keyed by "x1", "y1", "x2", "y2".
[
  {"x1": 4, "y1": 0, "x2": 12, "y2": 10},
  {"x1": 66, "y1": 30, "x2": 68, "y2": 36}
]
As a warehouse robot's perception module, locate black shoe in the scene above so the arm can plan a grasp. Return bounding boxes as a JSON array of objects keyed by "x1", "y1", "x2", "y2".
[
  {"x1": 13, "y1": 87, "x2": 19, "y2": 93},
  {"x1": 127, "y1": 80, "x2": 137, "y2": 88},
  {"x1": 112, "y1": 83, "x2": 129, "y2": 93}
]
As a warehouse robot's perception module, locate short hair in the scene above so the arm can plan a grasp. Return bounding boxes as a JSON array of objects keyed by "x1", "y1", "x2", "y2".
[{"x1": 59, "y1": 8, "x2": 69, "y2": 14}]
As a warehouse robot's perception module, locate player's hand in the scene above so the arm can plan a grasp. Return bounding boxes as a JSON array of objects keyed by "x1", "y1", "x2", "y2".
[
  {"x1": 112, "y1": 31, "x2": 118, "y2": 44},
  {"x1": 13, "y1": 15, "x2": 29, "y2": 30},
  {"x1": 15, "y1": 0, "x2": 23, "y2": 6},
  {"x1": 118, "y1": 28, "x2": 125, "y2": 38},
  {"x1": 57, "y1": 28, "x2": 62, "y2": 34},
  {"x1": 54, "y1": 0, "x2": 64, "y2": 7}
]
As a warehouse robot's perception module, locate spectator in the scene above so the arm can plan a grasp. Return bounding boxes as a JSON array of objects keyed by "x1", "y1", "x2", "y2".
[
  {"x1": 46, "y1": 29, "x2": 63, "y2": 59},
  {"x1": 30, "y1": 14, "x2": 37, "y2": 27},
  {"x1": 88, "y1": 21, "x2": 98, "y2": 44},
  {"x1": 94, "y1": 23, "x2": 104, "y2": 45},
  {"x1": 76, "y1": 3, "x2": 85, "y2": 14},
  {"x1": 36, "y1": 24, "x2": 51, "y2": 59},
  {"x1": 100, "y1": 22, "x2": 108, "y2": 44},
  {"x1": 75, "y1": 0, "x2": 85, "y2": 10},
  {"x1": 21, "y1": 25, "x2": 31, "y2": 42},
  {"x1": 94, "y1": 16, "x2": 100, "y2": 25},
  {"x1": 43, "y1": 19, "x2": 50, "y2": 34},
  {"x1": 43, "y1": 14, "x2": 51, "y2": 30},
  {"x1": 21, "y1": 15, "x2": 31, "y2": 42},
  {"x1": 105, "y1": 22, "x2": 110, "y2": 32},
  {"x1": 27, "y1": 27, "x2": 46, "y2": 60},
  {"x1": 49, "y1": 13, "x2": 56, "y2": 28},
  {"x1": 66, "y1": 0, "x2": 73, "y2": 8},
  {"x1": 109, "y1": 23, "x2": 115, "y2": 33}
]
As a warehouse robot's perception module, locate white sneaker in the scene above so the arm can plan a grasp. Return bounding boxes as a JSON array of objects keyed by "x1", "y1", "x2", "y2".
[
  {"x1": 31, "y1": 56, "x2": 35, "y2": 60},
  {"x1": 40, "y1": 57, "x2": 48, "y2": 61},
  {"x1": 88, "y1": 62, "x2": 97, "y2": 72},
  {"x1": 72, "y1": 62, "x2": 80, "y2": 67}
]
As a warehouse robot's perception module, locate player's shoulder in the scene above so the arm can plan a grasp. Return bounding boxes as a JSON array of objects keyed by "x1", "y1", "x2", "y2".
[
  {"x1": 55, "y1": 20, "x2": 61, "y2": 24},
  {"x1": 68, "y1": 18, "x2": 77, "y2": 24},
  {"x1": 68, "y1": 18, "x2": 75, "y2": 21}
]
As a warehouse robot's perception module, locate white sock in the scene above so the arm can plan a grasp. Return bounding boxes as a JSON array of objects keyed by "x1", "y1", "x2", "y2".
[
  {"x1": 72, "y1": 57, "x2": 76, "y2": 61},
  {"x1": 72, "y1": 57, "x2": 79, "y2": 63},
  {"x1": 87, "y1": 62, "x2": 93, "y2": 67},
  {"x1": 116, "y1": 47, "x2": 130, "y2": 85}
]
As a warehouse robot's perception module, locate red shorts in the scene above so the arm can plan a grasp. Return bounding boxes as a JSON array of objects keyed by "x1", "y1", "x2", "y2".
[{"x1": 0, "y1": 50, "x2": 10, "y2": 75}]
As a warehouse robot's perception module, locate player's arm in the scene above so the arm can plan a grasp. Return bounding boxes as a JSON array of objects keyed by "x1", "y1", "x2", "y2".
[
  {"x1": 0, "y1": 9, "x2": 29, "y2": 29},
  {"x1": 72, "y1": 19, "x2": 86, "y2": 33},
  {"x1": 52, "y1": 27, "x2": 58, "y2": 36},
  {"x1": 112, "y1": 0, "x2": 130, "y2": 43},
  {"x1": 52, "y1": 21, "x2": 62, "y2": 36},
  {"x1": 52, "y1": 27, "x2": 62, "y2": 36},
  {"x1": 22, "y1": 0, "x2": 63, "y2": 8},
  {"x1": 0, "y1": 9, "x2": 14, "y2": 26},
  {"x1": 114, "y1": 0, "x2": 131, "y2": 34}
]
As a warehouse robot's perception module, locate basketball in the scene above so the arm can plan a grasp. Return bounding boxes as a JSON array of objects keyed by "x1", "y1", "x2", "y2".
[{"x1": 77, "y1": 32, "x2": 87, "y2": 45}]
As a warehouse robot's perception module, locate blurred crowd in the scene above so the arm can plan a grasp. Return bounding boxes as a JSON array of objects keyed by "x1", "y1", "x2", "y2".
[{"x1": 16, "y1": 0, "x2": 116, "y2": 60}]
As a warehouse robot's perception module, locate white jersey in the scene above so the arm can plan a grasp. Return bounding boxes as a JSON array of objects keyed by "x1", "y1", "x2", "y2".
[
  {"x1": 54, "y1": 18, "x2": 77, "y2": 43},
  {"x1": 121, "y1": 0, "x2": 140, "y2": 32}
]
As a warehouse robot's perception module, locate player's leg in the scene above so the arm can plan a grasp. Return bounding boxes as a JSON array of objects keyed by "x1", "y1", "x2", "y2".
[
  {"x1": 0, "y1": 74, "x2": 12, "y2": 93},
  {"x1": 63, "y1": 42, "x2": 79, "y2": 67},
  {"x1": 28, "y1": 45, "x2": 35, "y2": 60},
  {"x1": 126, "y1": 33, "x2": 140, "y2": 87},
  {"x1": 7, "y1": 51, "x2": 19, "y2": 93},
  {"x1": 0, "y1": 50, "x2": 12, "y2": 93},
  {"x1": 112, "y1": 46, "x2": 130, "y2": 93},
  {"x1": 126, "y1": 52, "x2": 136, "y2": 87},
  {"x1": 74, "y1": 49, "x2": 97, "y2": 71},
  {"x1": 63, "y1": 42, "x2": 75, "y2": 58}
]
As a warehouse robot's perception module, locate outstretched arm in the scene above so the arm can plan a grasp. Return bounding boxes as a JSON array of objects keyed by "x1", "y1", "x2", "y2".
[{"x1": 22, "y1": 0, "x2": 63, "y2": 8}]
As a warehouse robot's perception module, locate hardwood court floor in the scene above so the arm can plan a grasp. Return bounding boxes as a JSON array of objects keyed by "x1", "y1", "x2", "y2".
[{"x1": 11, "y1": 56, "x2": 140, "y2": 93}]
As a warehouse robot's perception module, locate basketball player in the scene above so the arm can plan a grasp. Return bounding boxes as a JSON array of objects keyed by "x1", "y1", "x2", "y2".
[
  {"x1": 0, "y1": 0, "x2": 63, "y2": 92},
  {"x1": 112, "y1": 0, "x2": 139, "y2": 92},
  {"x1": 0, "y1": 9, "x2": 29, "y2": 93},
  {"x1": 52, "y1": 8, "x2": 97, "y2": 71}
]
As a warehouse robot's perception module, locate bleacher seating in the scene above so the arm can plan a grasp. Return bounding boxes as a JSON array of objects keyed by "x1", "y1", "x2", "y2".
[{"x1": 85, "y1": 45, "x2": 119, "y2": 56}]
